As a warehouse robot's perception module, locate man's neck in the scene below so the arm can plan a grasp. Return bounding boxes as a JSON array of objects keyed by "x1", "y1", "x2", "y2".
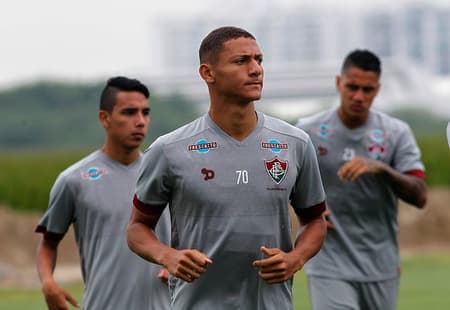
[
  {"x1": 337, "y1": 108, "x2": 368, "y2": 129},
  {"x1": 209, "y1": 101, "x2": 258, "y2": 141},
  {"x1": 101, "y1": 143, "x2": 140, "y2": 165}
]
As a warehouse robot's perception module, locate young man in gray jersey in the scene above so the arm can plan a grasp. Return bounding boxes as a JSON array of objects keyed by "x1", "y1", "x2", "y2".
[
  {"x1": 35, "y1": 76, "x2": 170, "y2": 310},
  {"x1": 296, "y1": 50, "x2": 427, "y2": 310},
  {"x1": 127, "y1": 26, "x2": 327, "y2": 309}
]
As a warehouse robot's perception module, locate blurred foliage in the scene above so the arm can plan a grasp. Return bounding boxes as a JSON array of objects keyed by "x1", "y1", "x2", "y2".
[
  {"x1": 0, "y1": 80, "x2": 200, "y2": 149},
  {"x1": 0, "y1": 150, "x2": 88, "y2": 212},
  {"x1": 418, "y1": 135, "x2": 450, "y2": 185},
  {"x1": 0, "y1": 81, "x2": 104, "y2": 148},
  {"x1": 389, "y1": 107, "x2": 449, "y2": 139}
]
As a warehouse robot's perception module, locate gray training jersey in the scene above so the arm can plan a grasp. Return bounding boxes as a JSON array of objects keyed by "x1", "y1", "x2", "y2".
[
  {"x1": 296, "y1": 108, "x2": 425, "y2": 282},
  {"x1": 36, "y1": 150, "x2": 170, "y2": 310},
  {"x1": 134, "y1": 112, "x2": 326, "y2": 310}
]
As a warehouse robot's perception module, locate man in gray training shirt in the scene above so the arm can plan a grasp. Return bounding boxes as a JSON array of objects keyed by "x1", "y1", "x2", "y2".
[
  {"x1": 296, "y1": 50, "x2": 427, "y2": 310},
  {"x1": 127, "y1": 26, "x2": 327, "y2": 310},
  {"x1": 36, "y1": 76, "x2": 170, "y2": 310}
]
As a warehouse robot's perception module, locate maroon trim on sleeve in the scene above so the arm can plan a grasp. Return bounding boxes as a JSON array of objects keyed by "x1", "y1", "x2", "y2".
[
  {"x1": 405, "y1": 169, "x2": 426, "y2": 180},
  {"x1": 35, "y1": 225, "x2": 65, "y2": 241},
  {"x1": 295, "y1": 201, "x2": 327, "y2": 223},
  {"x1": 133, "y1": 194, "x2": 166, "y2": 215}
]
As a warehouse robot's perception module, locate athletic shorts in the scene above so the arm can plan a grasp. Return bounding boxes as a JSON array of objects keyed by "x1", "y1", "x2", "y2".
[{"x1": 308, "y1": 276, "x2": 399, "y2": 310}]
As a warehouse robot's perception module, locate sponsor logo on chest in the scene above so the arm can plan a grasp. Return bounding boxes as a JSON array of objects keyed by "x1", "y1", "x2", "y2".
[
  {"x1": 314, "y1": 123, "x2": 334, "y2": 138},
  {"x1": 261, "y1": 138, "x2": 288, "y2": 154},
  {"x1": 188, "y1": 139, "x2": 218, "y2": 153},
  {"x1": 81, "y1": 167, "x2": 106, "y2": 180}
]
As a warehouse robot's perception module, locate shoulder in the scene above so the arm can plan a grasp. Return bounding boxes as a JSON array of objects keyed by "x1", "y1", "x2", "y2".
[
  {"x1": 295, "y1": 109, "x2": 335, "y2": 129},
  {"x1": 56, "y1": 150, "x2": 103, "y2": 183},
  {"x1": 146, "y1": 115, "x2": 208, "y2": 150},
  {"x1": 371, "y1": 110, "x2": 411, "y2": 133},
  {"x1": 262, "y1": 113, "x2": 311, "y2": 144}
]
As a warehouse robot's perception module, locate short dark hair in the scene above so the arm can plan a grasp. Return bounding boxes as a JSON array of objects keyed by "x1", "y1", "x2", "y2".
[
  {"x1": 341, "y1": 50, "x2": 381, "y2": 76},
  {"x1": 199, "y1": 26, "x2": 256, "y2": 64},
  {"x1": 99, "y1": 76, "x2": 150, "y2": 112}
]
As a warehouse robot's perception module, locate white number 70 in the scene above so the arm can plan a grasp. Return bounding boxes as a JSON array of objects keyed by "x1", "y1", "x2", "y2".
[{"x1": 236, "y1": 170, "x2": 249, "y2": 184}]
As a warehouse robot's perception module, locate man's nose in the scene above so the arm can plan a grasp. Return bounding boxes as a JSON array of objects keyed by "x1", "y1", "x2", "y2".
[
  {"x1": 353, "y1": 88, "x2": 365, "y2": 101},
  {"x1": 249, "y1": 59, "x2": 262, "y2": 76},
  {"x1": 135, "y1": 112, "x2": 147, "y2": 126}
]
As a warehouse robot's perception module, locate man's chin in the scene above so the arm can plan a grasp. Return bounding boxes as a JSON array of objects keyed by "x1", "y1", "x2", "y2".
[{"x1": 125, "y1": 141, "x2": 144, "y2": 151}]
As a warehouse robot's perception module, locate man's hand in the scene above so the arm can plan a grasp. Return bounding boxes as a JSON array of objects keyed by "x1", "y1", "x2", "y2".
[
  {"x1": 338, "y1": 156, "x2": 384, "y2": 181},
  {"x1": 157, "y1": 268, "x2": 170, "y2": 285},
  {"x1": 162, "y1": 249, "x2": 212, "y2": 283},
  {"x1": 322, "y1": 209, "x2": 335, "y2": 229},
  {"x1": 42, "y1": 279, "x2": 80, "y2": 310},
  {"x1": 252, "y1": 246, "x2": 302, "y2": 284}
]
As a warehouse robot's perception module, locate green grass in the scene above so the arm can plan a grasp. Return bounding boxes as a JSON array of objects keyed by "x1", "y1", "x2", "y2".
[
  {"x1": 397, "y1": 255, "x2": 450, "y2": 310},
  {"x1": 0, "y1": 282, "x2": 83, "y2": 310},
  {"x1": 0, "y1": 149, "x2": 89, "y2": 212},
  {"x1": 293, "y1": 254, "x2": 450, "y2": 310},
  {"x1": 1, "y1": 255, "x2": 449, "y2": 309}
]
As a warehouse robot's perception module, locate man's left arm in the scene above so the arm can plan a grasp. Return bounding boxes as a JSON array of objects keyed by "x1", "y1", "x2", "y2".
[{"x1": 338, "y1": 157, "x2": 427, "y2": 208}]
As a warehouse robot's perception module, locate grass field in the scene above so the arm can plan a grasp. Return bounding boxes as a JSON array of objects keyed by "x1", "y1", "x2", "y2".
[{"x1": 1, "y1": 255, "x2": 449, "y2": 309}]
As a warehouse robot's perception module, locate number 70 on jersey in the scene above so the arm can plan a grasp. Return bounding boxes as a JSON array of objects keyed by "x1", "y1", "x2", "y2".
[{"x1": 236, "y1": 170, "x2": 249, "y2": 184}]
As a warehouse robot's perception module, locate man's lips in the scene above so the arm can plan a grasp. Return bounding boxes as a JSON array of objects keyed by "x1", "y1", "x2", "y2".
[
  {"x1": 350, "y1": 104, "x2": 364, "y2": 112},
  {"x1": 131, "y1": 132, "x2": 145, "y2": 139},
  {"x1": 245, "y1": 81, "x2": 263, "y2": 87}
]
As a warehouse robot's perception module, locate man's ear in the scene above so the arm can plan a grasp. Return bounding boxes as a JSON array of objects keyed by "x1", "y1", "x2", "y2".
[
  {"x1": 199, "y1": 63, "x2": 215, "y2": 83},
  {"x1": 98, "y1": 110, "x2": 110, "y2": 129},
  {"x1": 335, "y1": 75, "x2": 341, "y2": 91}
]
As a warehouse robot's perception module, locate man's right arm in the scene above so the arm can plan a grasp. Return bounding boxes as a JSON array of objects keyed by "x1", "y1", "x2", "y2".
[
  {"x1": 127, "y1": 206, "x2": 212, "y2": 283},
  {"x1": 37, "y1": 237, "x2": 79, "y2": 309}
]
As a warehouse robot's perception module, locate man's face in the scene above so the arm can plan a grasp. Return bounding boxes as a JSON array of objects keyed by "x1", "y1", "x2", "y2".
[
  {"x1": 102, "y1": 91, "x2": 150, "y2": 150},
  {"x1": 209, "y1": 37, "x2": 264, "y2": 104},
  {"x1": 336, "y1": 66, "x2": 380, "y2": 127}
]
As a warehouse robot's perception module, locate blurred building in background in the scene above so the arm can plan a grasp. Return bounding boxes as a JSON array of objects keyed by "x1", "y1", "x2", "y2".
[
  {"x1": 158, "y1": 3, "x2": 450, "y2": 76},
  {"x1": 150, "y1": 2, "x2": 450, "y2": 118}
]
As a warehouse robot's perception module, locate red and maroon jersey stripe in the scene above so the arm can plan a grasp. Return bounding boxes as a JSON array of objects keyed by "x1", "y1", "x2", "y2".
[
  {"x1": 296, "y1": 201, "x2": 327, "y2": 223},
  {"x1": 133, "y1": 194, "x2": 166, "y2": 215}
]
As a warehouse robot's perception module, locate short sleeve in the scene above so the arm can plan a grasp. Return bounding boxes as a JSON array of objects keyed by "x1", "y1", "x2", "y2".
[
  {"x1": 392, "y1": 124, "x2": 425, "y2": 173},
  {"x1": 134, "y1": 138, "x2": 172, "y2": 211},
  {"x1": 290, "y1": 135, "x2": 326, "y2": 213},
  {"x1": 35, "y1": 173, "x2": 75, "y2": 240}
]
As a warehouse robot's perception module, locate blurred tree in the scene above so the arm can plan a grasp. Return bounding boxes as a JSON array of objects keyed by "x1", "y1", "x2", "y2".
[{"x1": 0, "y1": 81, "x2": 200, "y2": 149}]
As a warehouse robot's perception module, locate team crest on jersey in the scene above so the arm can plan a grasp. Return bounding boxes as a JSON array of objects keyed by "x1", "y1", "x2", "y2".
[
  {"x1": 367, "y1": 143, "x2": 386, "y2": 160},
  {"x1": 314, "y1": 124, "x2": 333, "y2": 138},
  {"x1": 264, "y1": 157, "x2": 288, "y2": 184},
  {"x1": 368, "y1": 129, "x2": 386, "y2": 143},
  {"x1": 261, "y1": 139, "x2": 288, "y2": 154},
  {"x1": 188, "y1": 139, "x2": 218, "y2": 154},
  {"x1": 82, "y1": 167, "x2": 106, "y2": 180}
]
